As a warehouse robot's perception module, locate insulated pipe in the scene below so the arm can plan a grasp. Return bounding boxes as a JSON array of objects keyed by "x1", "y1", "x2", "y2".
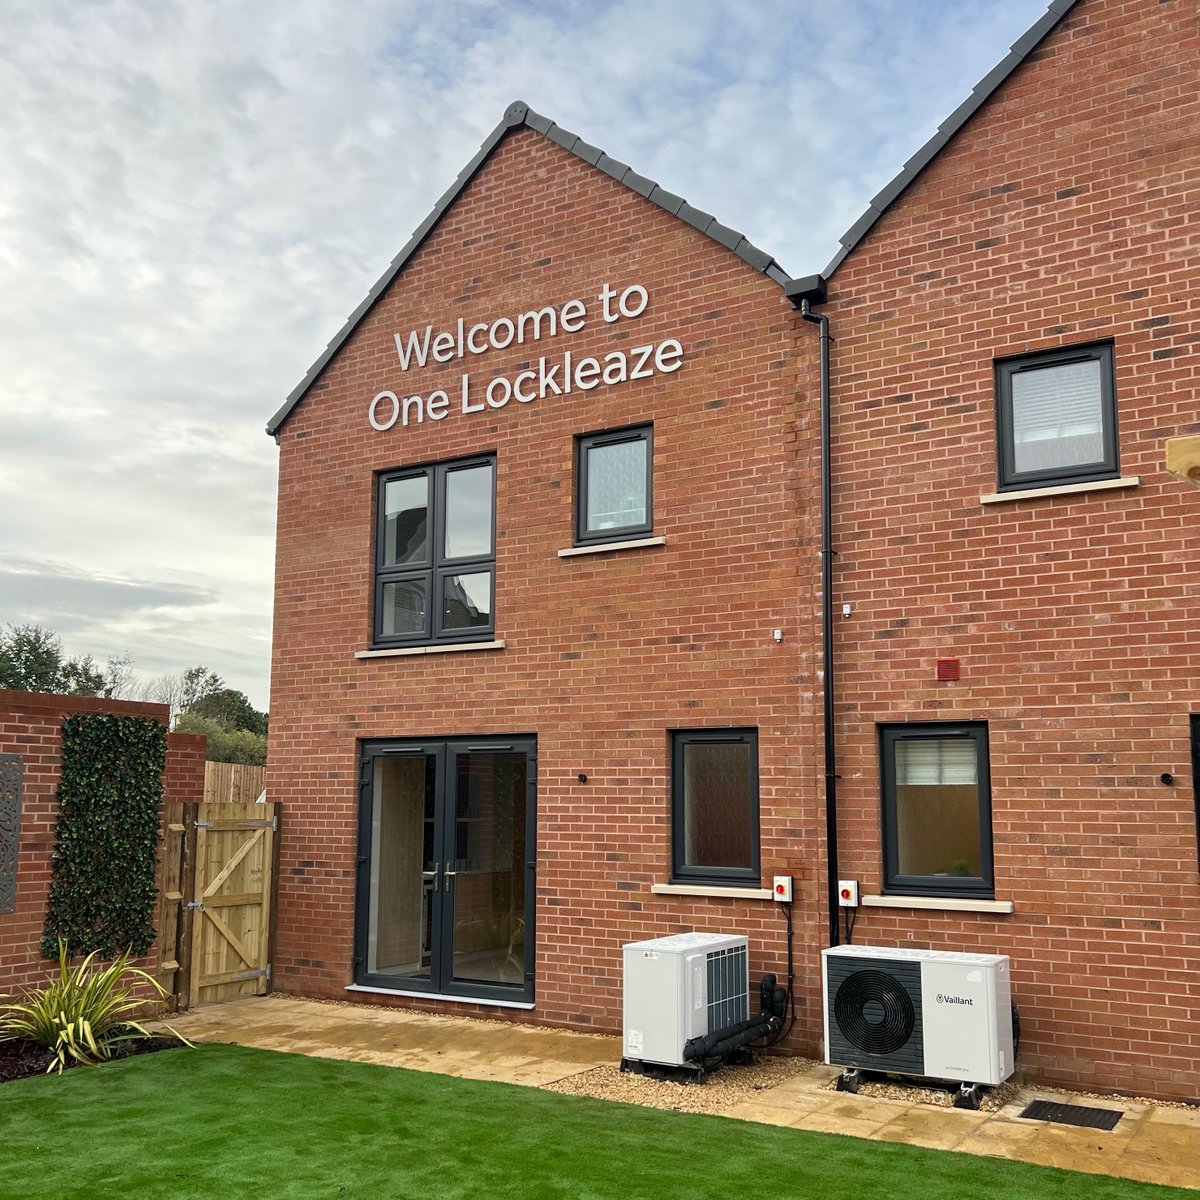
[
  {"x1": 800, "y1": 299, "x2": 840, "y2": 949},
  {"x1": 683, "y1": 1015, "x2": 782, "y2": 1063}
]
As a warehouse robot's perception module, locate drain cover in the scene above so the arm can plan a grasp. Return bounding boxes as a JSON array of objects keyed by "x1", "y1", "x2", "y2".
[{"x1": 1019, "y1": 1099, "x2": 1123, "y2": 1130}]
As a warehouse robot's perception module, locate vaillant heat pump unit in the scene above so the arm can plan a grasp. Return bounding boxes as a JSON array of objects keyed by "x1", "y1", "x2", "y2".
[
  {"x1": 823, "y1": 945, "x2": 1013, "y2": 1097},
  {"x1": 622, "y1": 933, "x2": 749, "y2": 1071}
]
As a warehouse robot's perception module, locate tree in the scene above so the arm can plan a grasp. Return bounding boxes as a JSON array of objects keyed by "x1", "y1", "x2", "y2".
[
  {"x1": 174, "y1": 713, "x2": 267, "y2": 765},
  {"x1": 188, "y1": 688, "x2": 268, "y2": 737},
  {"x1": 0, "y1": 624, "x2": 134, "y2": 698},
  {"x1": 142, "y1": 666, "x2": 224, "y2": 718}
]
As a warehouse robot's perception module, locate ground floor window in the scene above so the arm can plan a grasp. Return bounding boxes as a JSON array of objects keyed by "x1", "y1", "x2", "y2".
[
  {"x1": 670, "y1": 729, "x2": 759, "y2": 887},
  {"x1": 880, "y1": 722, "x2": 994, "y2": 899},
  {"x1": 355, "y1": 736, "x2": 535, "y2": 1003}
]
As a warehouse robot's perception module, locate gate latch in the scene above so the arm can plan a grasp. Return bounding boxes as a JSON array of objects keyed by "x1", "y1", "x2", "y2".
[{"x1": 186, "y1": 900, "x2": 205, "y2": 911}]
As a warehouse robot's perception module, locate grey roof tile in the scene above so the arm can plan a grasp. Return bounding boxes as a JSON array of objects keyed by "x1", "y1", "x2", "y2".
[
  {"x1": 648, "y1": 185, "x2": 685, "y2": 215},
  {"x1": 676, "y1": 202, "x2": 714, "y2": 234}
]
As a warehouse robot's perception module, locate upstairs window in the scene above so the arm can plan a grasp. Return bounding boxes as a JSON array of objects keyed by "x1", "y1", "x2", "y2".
[
  {"x1": 576, "y1": 426, "x2": 652, "y2": 544},
  {"x1": 996, "y1": 342, "x2": 1117, "y2": 491},
  {"x1": 880, "y1": 723, "x2": 994, "y2": 899},
  {"x1": 374, "y1": 456, "x2": 495, "y2": 645}
]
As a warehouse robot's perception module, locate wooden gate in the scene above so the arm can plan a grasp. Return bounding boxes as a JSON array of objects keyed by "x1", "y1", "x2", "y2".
[{"x1": 159, "y1": 802, "x2": 278, "y2": 1010}]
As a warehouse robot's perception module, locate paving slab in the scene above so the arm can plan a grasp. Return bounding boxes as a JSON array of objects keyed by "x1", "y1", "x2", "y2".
[{"x1": 873, "y1": 1104, "x2": 986, "y2": 1151}]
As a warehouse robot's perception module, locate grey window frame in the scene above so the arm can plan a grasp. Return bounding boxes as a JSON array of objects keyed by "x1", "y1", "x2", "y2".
[
  {"x1": 995, "y1": 341, "x2": 1118, "y2": 491},
  {"x1": 373, "y1": 455, "x2": 495, "y2": 647},
  {"x1": 575, "y1": 425, "x2": 653, "y2": 545},
  {"x1": 670, "y1": 728, "x2": 760, "y2": 887},
  {"x1": 880, "y1": 722, "x2": 995, "y2": 899}
]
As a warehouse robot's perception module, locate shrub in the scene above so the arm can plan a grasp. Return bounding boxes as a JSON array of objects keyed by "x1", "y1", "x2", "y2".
[{"x1": 0, "y1": 939, "x2": 190, "y2": 1074}]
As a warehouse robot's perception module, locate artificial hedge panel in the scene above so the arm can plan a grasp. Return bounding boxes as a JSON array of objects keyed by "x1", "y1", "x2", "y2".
[{"x1": 42, "y1": 712, "x2": 167, "y2": 958}]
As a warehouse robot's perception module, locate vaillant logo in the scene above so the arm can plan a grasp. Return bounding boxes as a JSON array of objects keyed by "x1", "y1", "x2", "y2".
[{"x1": 936, "y1": 993, "x2": 974, "y2": 1006}]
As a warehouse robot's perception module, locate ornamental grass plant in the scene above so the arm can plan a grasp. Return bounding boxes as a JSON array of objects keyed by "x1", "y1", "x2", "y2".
[{"x1": 0, "y1": 938, "x2": 190, "y2": 1074}]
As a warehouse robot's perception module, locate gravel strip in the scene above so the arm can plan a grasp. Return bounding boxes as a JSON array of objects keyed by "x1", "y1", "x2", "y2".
[{"x1": 545, "y1": 1056, "x2": 822, "y2": 1115}]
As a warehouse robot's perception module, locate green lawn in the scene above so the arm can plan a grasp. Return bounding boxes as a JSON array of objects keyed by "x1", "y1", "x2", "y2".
[{"x1": 0, "y1": 1044, "x2": 1189, "y2": 1200}]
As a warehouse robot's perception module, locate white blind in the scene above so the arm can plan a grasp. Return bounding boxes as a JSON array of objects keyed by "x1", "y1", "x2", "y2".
[
  {"x1": 1011, "y1": 358, "x2": 1103, "y2": 472},
  {"x1": 895, "y1": 738, "x2": 976, "y2": 786}
]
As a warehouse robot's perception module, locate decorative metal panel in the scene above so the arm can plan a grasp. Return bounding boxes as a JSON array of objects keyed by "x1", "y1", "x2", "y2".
[{"x1": 0, "y1": 754, "x2": 23, "y2": 914}]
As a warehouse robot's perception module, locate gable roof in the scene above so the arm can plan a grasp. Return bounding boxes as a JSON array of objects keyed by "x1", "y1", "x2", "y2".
[
  {"x1": 817, "y1": 0, "x2": 1084, "y2": 281},
  {"x1": 267, "y1": 100, "x2": 791, "y2": 437}
]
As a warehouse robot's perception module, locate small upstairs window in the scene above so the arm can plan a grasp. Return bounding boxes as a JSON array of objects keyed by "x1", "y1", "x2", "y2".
[
  {"x1": 996, "y1": 342, "x2": 1117, "y2": 491},
  {"x1": 576, "y1": 426, "x2": 652, "y2": 544}
]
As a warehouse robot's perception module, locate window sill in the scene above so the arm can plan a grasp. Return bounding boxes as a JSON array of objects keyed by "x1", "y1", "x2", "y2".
[
  {"x1": 979, "y1": 476, "x2": 1138, "y2": 505},
  {"x1": 861, "y1": 894, "x2": 1014, "y2": 914},
  {"x1": 558, "y1": 536, "x2": 666, "y2": 558},
  {"x1": 345, "y1": 983, "x2": 534, "y2": 1009},
  {"x1": 651, "y1": 883, "x2": 774, "y2": 900},
  {"x1": 355, "y1": 640, "x2": 506, "y2": 659}
]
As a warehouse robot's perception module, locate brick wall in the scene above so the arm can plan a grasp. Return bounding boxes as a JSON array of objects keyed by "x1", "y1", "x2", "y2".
[
  {"x1": 821, "y1": 0, "x2": 1199, "y2": 1100},
  {"x1": 0, "y1": 690, "x2": 206, "y2": 996},
  {"x1": 268, "y1": 129, "x2": 827, "y2": 1044}
]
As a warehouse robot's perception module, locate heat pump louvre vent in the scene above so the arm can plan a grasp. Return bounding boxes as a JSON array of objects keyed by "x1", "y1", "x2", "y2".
[
  {"x1": 707, "y1": 944, "x2": 749, "y2": 1032},
  {"x1": 825, "y1": 955, "x2": 924, "y2": 1075}
]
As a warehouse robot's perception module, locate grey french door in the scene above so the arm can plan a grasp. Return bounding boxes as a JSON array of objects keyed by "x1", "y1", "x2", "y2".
[{"x1": 355, "y1": 736, "x2": 535, "y2": 1003}]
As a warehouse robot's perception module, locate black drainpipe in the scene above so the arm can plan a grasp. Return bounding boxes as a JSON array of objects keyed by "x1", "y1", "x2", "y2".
[{"x1": 788, "y1": 275, "x2": 838, "y2": 947}]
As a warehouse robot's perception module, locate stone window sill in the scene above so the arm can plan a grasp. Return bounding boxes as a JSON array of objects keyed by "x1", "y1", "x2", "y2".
[
  {"x1": 651, "y1": 883, "x2": 774, "y2": 900},
  {"x1": 861, "y1": 894, "x2": 1014, "y2": 914},
  {"x1": 979, "y1": 476, "x2": 1138, "y2": 505},
  {"x1": 355, "y1": 640, "x2": 506, "y2": 659},
  {"x1": 558, "y1": 536, "x2": 666, "y2": 558}
]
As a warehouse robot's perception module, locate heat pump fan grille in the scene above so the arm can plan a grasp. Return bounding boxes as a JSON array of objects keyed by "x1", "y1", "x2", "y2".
[{"x1": 834, "y1": 969, "x2": 917, "y2": 1056}]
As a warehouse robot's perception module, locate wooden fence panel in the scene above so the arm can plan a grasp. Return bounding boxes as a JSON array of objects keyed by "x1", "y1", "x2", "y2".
[{"x1": 203, "y1": 762, "x2": 266, "y2": 805}]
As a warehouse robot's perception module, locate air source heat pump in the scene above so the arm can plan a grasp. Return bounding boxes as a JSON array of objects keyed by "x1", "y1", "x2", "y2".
[
  {"x1": 823, "y1": 945, "x2": 1013, "y2": 1090},
  {"x1": 622, "y1": 933, "x2": 749, "y2": 1070}
]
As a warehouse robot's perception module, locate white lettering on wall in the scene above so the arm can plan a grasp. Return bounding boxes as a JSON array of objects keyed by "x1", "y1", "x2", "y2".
[{"x1": 369, "y1": 283, "x2": 685, "y2": 432}]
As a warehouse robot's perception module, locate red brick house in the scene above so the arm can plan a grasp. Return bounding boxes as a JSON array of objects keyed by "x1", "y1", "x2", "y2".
[{"x1": 267, "y1": 0, "x2": 1198, "y2": 1100}]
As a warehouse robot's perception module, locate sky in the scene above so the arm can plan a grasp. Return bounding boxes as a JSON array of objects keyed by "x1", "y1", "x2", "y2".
[{"x1": 0, "y1": 0, "x2": 1058, "y2": 711}]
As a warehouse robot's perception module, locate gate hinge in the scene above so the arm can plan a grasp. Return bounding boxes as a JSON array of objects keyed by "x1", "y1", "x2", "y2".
[
  {"x1": 195, "y1": 820, "x2": 214, "y2": 829},
  {"x1": 186, "y1": 900, "x2": 204, "y2": 911}
]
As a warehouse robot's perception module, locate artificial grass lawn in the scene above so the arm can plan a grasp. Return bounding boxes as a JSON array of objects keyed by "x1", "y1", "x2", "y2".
[{"x1": 0, "y1": 1045, "x2": 1190, "y2": 1200}]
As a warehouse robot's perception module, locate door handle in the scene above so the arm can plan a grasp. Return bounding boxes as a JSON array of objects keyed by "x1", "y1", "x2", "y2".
[
  {"x1": 443, "y1": 867, "x2": 456, "y2": 888},
  {"x1": 422, "y1": 862, "x2": 440, "y2": 892}
]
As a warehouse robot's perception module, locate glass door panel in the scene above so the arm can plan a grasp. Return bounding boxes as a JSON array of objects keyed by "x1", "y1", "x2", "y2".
[
  {"x1": 358, "y1": 737, "x2": 534, "y2": 1002},
  {"x1": 365, "y1": 753, "x2": 436, "y2": 982},
  {"x1": 446, "y1": 750, "x2": 527, "y2": 988}
]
